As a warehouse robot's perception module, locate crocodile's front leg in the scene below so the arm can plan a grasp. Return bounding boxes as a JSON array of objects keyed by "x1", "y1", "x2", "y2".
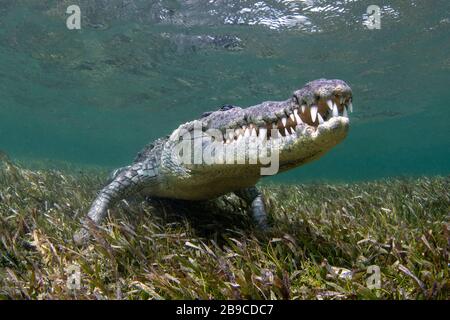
[
  {"x1": 73, "y1": 161, "x2": 158, "y2": 244},
  {"x1": 234, "y1": 186, "x2": 269, "y2": 230}
]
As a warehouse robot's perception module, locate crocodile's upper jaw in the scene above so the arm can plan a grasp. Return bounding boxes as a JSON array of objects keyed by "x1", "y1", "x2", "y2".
[{"x1": 168, "y1": 79, "x2": 352, "y2": 181}]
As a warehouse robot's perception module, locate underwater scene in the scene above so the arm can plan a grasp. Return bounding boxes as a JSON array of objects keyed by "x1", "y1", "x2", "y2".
[{"x1": 0, "y1": 1, "x2": 448, "y2": 300}]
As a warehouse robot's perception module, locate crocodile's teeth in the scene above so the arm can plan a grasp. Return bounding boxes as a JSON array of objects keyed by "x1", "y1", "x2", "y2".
[
  {"x1": 332, "y1": 103, "x2": 339, "y2": 117},
  {"x1": 281, "y1": 117, "x2": 287, "y2": 127},
  {"x1": 340, "y1": 97, "x2": 345, "y2": 104},
  {"x1": 270, "y1": 126, "x2": 278, "y2": 138},
  {"x1": 348, "y1": 101, "x2": 353, "y2": 113},
  {"x1": 235, "y1": 129, "x2": 241, "y2": 137},
  {"x1": 271, "y1": 125, "x2": 277, "y2": 137},
  {"x1": 289, "y1": 113, "x2": 295, "y2": 123},
  {"x1": 327, "y1": 100, "x2": 333, "y2": 110},
  {"x1": 284, "y1": 128, "x2": 289, "y2": 136},
  {"x1": 251, "y1": 128, "x2": 257, "y2": 137},
  {"x1": 343, "y1": 106, "x2": 348, "y2": 118},
  {"x1": 244, "y1": 128, "x2": 250, "y2": 137},
  {"x1": 236, "y1": 134, "x2": 242, "y2": 142},
  {"x1": 228, "y1": 132, "x2": 234, "y2": 140},
  {"x1": 301, "y1": 105, "x2": 306, "y2": 113},
  {"x1": 294, "y1": 109, "x2": 302, "y2": 124},
  {"x1": 318, "y1": 113, "x2": 324, "y2": 124},
  {"x1": 310, "y1": 105, "x2": 318, "y2": 122},
  {"x1": 258, "y1": 128, "x2": 267, "y2": 140}
]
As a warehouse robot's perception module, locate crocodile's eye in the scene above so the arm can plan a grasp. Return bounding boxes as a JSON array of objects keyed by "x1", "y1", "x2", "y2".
[
  {"x1": 219, "y1": 105, "x2": 236, "y2": 111},
  {"x1": 200, "y1": 111, "x2": 214, "y2": 118},
  {"x1": 200, "y1": 105, "x2": 237, "y2": 118}
]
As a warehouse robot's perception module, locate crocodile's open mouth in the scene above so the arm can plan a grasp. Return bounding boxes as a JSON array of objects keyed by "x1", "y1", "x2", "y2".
[
  {"x1": 222, "y1": 90, "x2": 352, "y2": 144},
  {"x1": 274, "y1": 94, "x2": 352, "y2": 137},
  {"x1": 173, "y1": 78, "x2": 352, "y2": 154}
]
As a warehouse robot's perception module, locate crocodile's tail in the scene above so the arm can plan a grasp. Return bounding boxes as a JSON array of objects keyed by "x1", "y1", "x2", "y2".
[{"x1": 73, "y1": 161, "x2": 156, "y2": 245}]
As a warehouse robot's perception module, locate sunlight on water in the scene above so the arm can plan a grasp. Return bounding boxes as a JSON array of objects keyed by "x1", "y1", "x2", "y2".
[{"x1": 0, "y1": 0, "x2": 449, "y2": 182}]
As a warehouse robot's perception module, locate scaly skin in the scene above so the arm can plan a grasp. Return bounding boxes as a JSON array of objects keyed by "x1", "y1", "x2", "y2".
[{"x1": 74, "y1": 79, "x2": 353, "y2": 244}]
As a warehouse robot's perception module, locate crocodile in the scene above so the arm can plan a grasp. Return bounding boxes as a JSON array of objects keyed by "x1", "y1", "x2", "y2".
[{"x1": 74, "y1": 79, "x2": 353, "y2": 244}]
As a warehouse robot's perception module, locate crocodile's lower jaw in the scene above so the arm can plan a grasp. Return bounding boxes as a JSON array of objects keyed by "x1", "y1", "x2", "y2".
[{"x1": 276, "y1": 116, "x2": 349, "y2": 171}]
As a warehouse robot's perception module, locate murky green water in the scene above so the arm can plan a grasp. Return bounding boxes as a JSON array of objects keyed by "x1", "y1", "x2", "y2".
[{"x1": 0, "y1": 1, "x2": 449, "y2": 182}]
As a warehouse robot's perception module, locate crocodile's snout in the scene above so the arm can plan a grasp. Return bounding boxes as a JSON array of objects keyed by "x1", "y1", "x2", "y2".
[
  {"x1": 286, "y1": 78, "x2": 353, "y2": 134},
  {"x1": 199, "y1": 79, "x2": 352, "y2": 143}
]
